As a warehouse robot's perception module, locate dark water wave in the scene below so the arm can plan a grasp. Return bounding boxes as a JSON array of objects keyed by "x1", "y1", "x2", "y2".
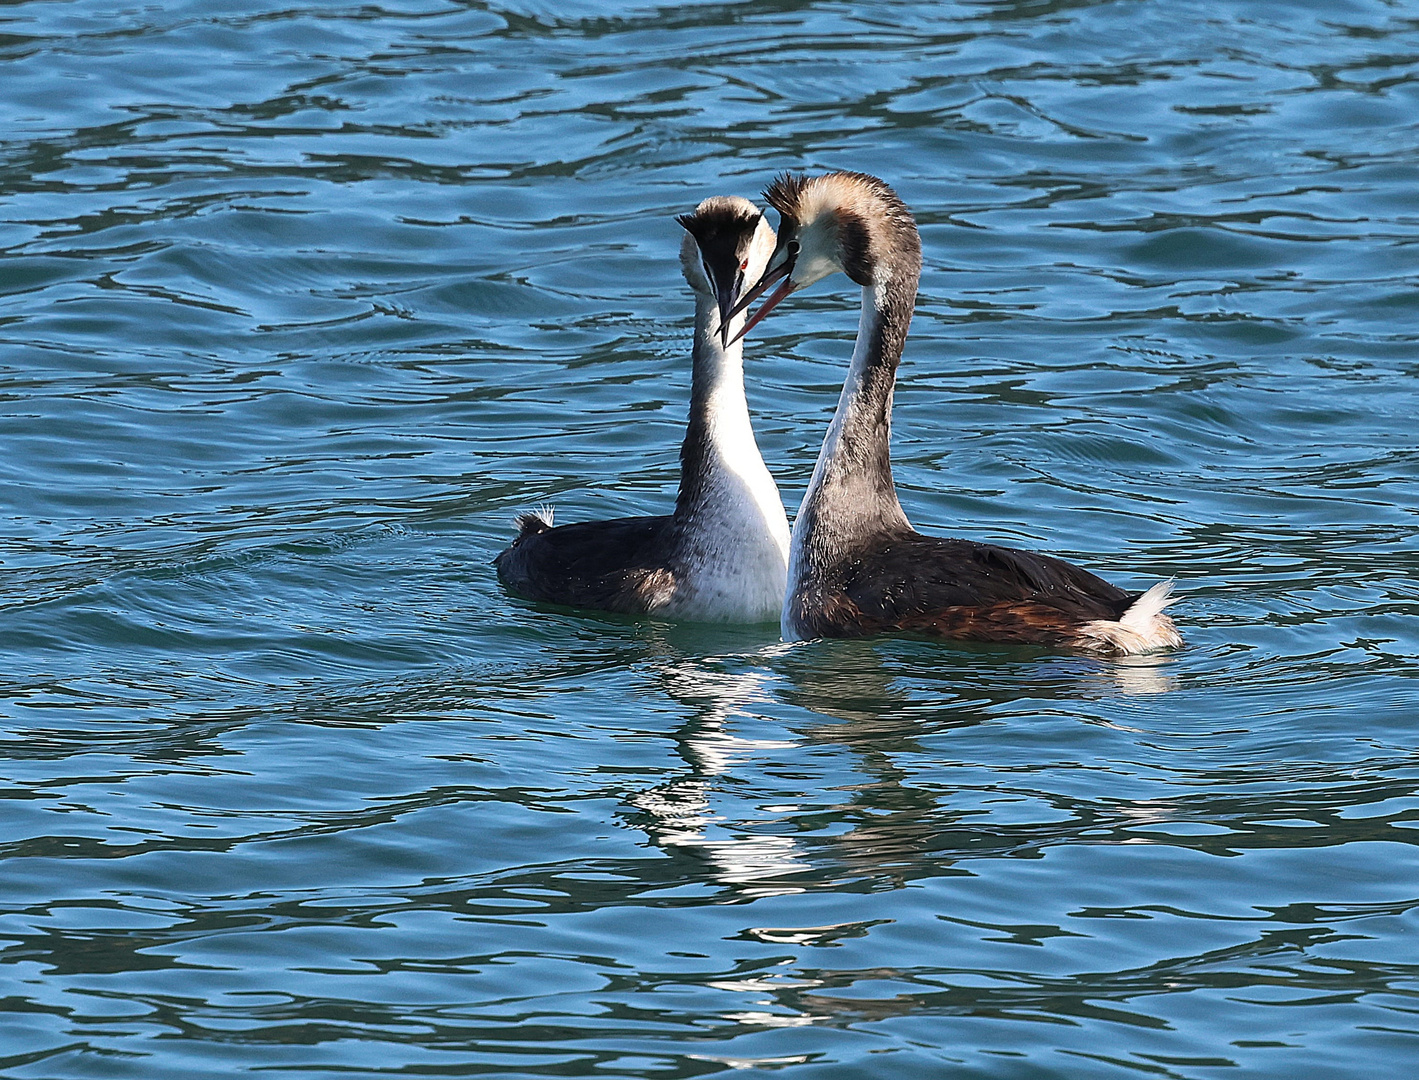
[{"x1": 2, "y1": 0, "x2": 1419, "y2": 1076}]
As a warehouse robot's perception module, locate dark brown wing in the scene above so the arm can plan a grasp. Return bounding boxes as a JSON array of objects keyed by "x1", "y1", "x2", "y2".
[
  {"x1": 802, "y1": 533, "x2": 1137, "y2": 645},
  {"x1": 494, "y1": 514, "x2": 679, "y2": 614}
]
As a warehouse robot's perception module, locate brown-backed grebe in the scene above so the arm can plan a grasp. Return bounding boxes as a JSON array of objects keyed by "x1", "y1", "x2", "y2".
[{"x1": 733, "y1": 171, "x2": 1181, "y2": 653}]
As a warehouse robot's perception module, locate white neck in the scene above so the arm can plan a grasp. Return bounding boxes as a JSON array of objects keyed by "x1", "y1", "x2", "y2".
[{"x1": 664, "y1": 295, "x2": 790, "y2": 622}]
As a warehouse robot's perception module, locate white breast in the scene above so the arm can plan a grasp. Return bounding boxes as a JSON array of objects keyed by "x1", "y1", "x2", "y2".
[{"x1": 665, "y1": 384, "x2": 790, "y2": 624}]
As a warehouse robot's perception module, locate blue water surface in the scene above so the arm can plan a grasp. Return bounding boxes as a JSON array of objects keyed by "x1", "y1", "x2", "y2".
[{"x1": 2, "y1": 0, "x2": 1418, "y2": 1077}]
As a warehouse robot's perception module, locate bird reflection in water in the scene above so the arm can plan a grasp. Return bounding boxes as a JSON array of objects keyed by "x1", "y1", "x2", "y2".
[
  {"x1": 626, "y1": 630, "x2": 1180, "y2": 899},
  {"x1": 628, "y1": 638, "x2": 811, "y2": 897}
]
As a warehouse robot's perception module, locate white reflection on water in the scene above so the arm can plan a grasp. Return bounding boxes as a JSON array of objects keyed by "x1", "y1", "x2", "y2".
[
  {"x1": 1101, "y1": 652, "x2": 1182, "y2": 697},
  {"x1": 632, "y1": 655, "x2": 810, "y2": 895}
]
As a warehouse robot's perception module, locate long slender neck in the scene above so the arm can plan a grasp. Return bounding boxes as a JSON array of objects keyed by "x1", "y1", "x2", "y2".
[
  {"x1": 673, "y1": 295, "x2": 761, "y2": 521},
  {"x1": 794, "y1": 271, "x2": 917, "y2": 554}
]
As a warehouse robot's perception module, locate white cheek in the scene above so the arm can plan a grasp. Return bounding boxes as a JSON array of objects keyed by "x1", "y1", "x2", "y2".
[
  {"x1": 748, "y1": 223, "x2": 777, "y2": 280},
  {"x1": 794, "y1": 251, "x2": 841, "y2": 288}
]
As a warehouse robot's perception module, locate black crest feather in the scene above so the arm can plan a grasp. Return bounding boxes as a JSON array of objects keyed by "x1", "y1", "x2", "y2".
[
  {"x1": 763, "y1": 172, "x2": 808, "y2": 218},
  {"x1": 677, "y1": 199, "x2": 760, "y2": 242}
]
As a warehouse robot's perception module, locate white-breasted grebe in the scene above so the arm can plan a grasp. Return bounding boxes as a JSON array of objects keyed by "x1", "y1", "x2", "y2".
[
  {"x1": 732, "y1": 171, "x2": 1181, "y2": 653},
  {"x1": 495, "y1": 197, "x2": 790, "y2": 623}
]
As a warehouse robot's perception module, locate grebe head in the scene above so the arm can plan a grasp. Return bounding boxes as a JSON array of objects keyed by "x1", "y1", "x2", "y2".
[
  {"x1": 730, "y1": 171, "x2": 920, "y2": 342},
  {"x1": 677, "y1": 195, "x2": 777, "y2": 346}
]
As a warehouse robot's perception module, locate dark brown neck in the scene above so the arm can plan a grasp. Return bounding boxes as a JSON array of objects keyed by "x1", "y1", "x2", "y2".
[
  {"x1": 792, "y1": 265, "x2": 919, "y2": 560},
  {"x1": 839, "y1": 272, "x2": 916, "y2": 488}
]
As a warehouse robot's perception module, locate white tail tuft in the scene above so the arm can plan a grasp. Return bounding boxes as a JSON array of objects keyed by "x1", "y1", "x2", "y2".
[
  {"x1": 1079, "y1": 579, "x2": 1183, "y2": 655},
  {"x1": 1121, "y1": 579, "x2": 1178, "y2": 631}
]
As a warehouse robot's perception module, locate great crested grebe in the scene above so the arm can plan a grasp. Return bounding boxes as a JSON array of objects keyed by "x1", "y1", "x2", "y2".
[
  {"x1": 732, "y1": 171, "x2": 1181, "y2": 653},
  {"x1": 495, "y1": 196, "x2": 790, "y2": 623}
]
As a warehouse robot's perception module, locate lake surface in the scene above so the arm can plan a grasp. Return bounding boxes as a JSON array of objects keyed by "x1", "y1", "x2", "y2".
[{"x1": 2, "y1": 0, "x2": 1418, "y2": 1076}]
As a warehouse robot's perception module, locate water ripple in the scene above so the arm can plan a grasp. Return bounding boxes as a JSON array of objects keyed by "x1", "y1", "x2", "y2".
[{"x1": 3, "y1": 0, "x2": 1419, "y2": 1076}]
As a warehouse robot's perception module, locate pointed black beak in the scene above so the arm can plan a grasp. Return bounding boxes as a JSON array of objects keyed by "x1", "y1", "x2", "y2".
[
  {"x1": 716, "y1": 272, "x2": 741, "y2": 350},
  {"x1": 728, "y1": 256, "x2": 789, "y2": 323},
  {"x1": 726, "y1": 253, "x2": 798, "y2": 346}
]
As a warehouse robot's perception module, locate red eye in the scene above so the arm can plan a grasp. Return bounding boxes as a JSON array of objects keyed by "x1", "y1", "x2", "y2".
[{"x1": 739, "y1": 259, "x2": 748, "y2": 270}]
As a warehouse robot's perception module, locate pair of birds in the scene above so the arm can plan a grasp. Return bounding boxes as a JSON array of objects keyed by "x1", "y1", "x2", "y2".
[{"x1": 497, "y1": 171, "x2": 1181, "y2": 655}]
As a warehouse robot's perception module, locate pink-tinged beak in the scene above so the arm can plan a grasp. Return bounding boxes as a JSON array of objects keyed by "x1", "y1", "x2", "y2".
[
  {"x1": 727, "y1": 256, "x2": 790, "y2": 323},
  {"x1": 728, "y1": 275, "x2": 798, "y2": 346}
]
